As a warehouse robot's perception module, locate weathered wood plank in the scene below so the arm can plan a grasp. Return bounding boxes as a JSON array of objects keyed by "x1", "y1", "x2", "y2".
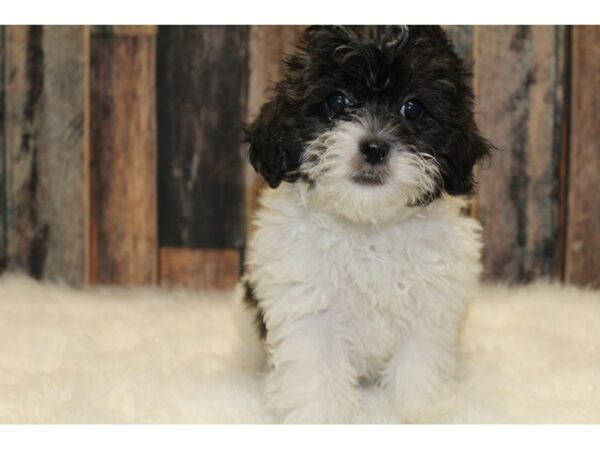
[
  {"x1": 157, "y1": 26, "x2": 250, "y2": 289},
  {"x1": 565, "y1": 26, "x2": 600, "y2": 288},
  {"x1": 91, "y1": 26, "x2": 158, "y2": 37},
  {"x1": 245, "y1": 25, "x2": 305, "y2": 231},
  {"x1": 159, "y1": 247, "x2": 239, "y2": 290},
  {"x1": 474, "y1": 26, "x2": 567, "y2": 282},
  {"x1": 0, "y1": 26, "x2": 6, "y2": 271},
  {"x1": 4, "y1": 26, "x2": 88, "y2": 284},
  {"x1": 90, "y1": 32, "x2": 157, "y2": 285},
  {"x1": 157, "y1": 26, "x2": 249, "y2": 251}
]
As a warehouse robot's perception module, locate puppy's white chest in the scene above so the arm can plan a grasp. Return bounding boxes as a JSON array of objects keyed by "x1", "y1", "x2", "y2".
[
  {"x1": 316, "y1": 232, "x2": 419, "y2": 376},
  {"x1": 247, "y1": 186, "x2": 481, "y2": 383}
]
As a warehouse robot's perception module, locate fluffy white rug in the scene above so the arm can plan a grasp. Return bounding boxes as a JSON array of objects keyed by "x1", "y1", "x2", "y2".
[{"x1": 0, "y1": 274, "x2": 599, "y2": 423}]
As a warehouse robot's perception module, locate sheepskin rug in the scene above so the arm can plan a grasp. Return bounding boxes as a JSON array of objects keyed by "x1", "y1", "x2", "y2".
[{"x1": 0, "y1": 274, "x2": 599, "y2": 424}]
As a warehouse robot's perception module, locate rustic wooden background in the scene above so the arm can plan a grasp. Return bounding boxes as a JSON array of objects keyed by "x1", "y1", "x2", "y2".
[{"x1": 0, "y1": 25, "x2": 598, "y2": 289}]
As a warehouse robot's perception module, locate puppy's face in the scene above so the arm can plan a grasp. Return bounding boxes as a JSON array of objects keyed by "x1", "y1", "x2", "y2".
[{"x1": 246, "y1": 26, "x2": 491, "y2": 223}]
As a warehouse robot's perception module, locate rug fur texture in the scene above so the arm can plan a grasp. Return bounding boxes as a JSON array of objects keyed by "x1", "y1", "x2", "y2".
[{"x1": 0, "y1": 274, "x2": 599, "y2": 423}]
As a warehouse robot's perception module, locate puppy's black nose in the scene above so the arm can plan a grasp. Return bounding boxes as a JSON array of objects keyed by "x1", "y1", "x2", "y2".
[{"x1": 360, "y1": 139, "x2": 390, "y2": 165}]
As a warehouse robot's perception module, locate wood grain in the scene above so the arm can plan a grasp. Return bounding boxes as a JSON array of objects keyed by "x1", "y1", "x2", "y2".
[
  {"x1": 565, "y1": 26, "x2": 600, "y2": 287},
  {"x1": 159, "y1": 247, "x2": 240, "y2": 290},
  {"x1": 0, "y1": 26, "x2": 5, "y2": 271},
  {"x1": 245, "y1": 25, "x2": 305, "y2": 232},
  {"x1": 89, "y1": 32, "x2": 157, "y2": 285},
  {"x1": 157, "y1": 26, "x2": 249, "y2": 251},
  {"x1": 156, "y1": 26, "x2": 250, "y2": 289},
  {"x1": 4, "y1": 26, "x2": 88, "y2": 284},
  {"x1": 91, "y1": 26, "x2": 158, "y2": 37},
  {"x1": 474, "y1": 26, "x2": 567, "y2": 283}
]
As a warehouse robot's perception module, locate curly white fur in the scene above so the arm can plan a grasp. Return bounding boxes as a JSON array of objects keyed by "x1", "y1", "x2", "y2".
[{"x1": 244, "y1": 180, "x2": 482, "y2": 423}]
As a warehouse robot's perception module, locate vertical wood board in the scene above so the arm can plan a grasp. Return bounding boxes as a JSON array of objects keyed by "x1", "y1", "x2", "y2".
[
  {"x1": 90, "y1": 31, "x2": 158, "y2": 285},
  {"x1": 565, "y1": 26, "x2": 600, "y2": 287},
  {"x1": 157, "y1": 26, "x2": 249, "y2": 250},
  {"x1": 474, "y1": 26, "x2": 566, "y2": 282},
  {"x1": 0, "y1": 26, "x2": 5, "y2": 271},
  {"x1": 4, "y1": 26, "x2": 88, "y2": 284}
]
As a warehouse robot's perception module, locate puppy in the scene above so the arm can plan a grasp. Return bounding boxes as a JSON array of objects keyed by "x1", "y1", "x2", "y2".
[{"x1": 241, "y1": 25, "x2": 491, "y2": 423}]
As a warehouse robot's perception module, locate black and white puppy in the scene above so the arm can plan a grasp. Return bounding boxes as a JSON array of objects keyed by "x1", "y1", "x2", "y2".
[{"x1": 241, "y1": 25, "x2": 491, "y2": 423}]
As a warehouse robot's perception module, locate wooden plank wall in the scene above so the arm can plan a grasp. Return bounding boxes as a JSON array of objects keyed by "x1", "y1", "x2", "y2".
[
  {"x1": 89, "y1": 26, "x2": 158, "y2": 285},
  {"x1": 0, "y1": 26, "x2": 5, "y2": 271},
  {"x1": 474, "y1": 26, "x2": 567, "y2": 283},
  {"x1": 156, "y1": 26, "x2": 249, "y2": 289},
  {"x1": 3, "y1": 26, "x2": 88, "y2": 284},
  {"x1": 0, "y1": 25, "x2": 598, "y2": 289},
  {"x1": 566, "y1": 26, "x2": 600, "y2": 287}
]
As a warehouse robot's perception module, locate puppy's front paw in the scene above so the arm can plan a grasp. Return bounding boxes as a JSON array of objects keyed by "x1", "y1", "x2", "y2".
[
  {"x1": 279, "y1": 397, "x2": 360, "y2": 424},
  {"x1": 392, "y1": 374, "x2": 456, "y2": 423},
  {"x1": 382, "y1": 345, "x2": 457, "y2": 423},
  {"x1": 264, "y1": 370, "x2": 362, "y2": 424}
]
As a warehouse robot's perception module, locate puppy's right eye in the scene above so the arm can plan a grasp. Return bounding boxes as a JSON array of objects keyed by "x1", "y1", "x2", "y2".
[
  {"x1": 400, "y1": 100, "x2": 425, "y2": 121},
  {"x1": 325, "y1": 92, "x2": 348, "y2": 114}
]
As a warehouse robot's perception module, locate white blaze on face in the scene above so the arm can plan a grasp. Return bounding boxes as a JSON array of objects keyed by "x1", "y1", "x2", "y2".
[{"x1": 299, "y1": 114, "x2": 441, "y2": 224}]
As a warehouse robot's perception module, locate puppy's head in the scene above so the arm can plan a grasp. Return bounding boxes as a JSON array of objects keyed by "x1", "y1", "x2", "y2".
[{"x1": 245, "y1": 26, "x2": 491, "y2": 223}]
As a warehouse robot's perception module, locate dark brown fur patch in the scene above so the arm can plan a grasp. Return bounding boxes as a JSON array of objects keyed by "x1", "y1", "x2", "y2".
[{"x1": 242, "y1": 280, "x2": 267, "y2": 340}]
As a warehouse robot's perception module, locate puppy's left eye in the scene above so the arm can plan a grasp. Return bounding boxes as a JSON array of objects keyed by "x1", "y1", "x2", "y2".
[
  {"x1": 400, "y1": 100, "x2": 425, "y2": 121},
  {"x1": 325, "y1": 92, "x2": 348, "y2": 114}
]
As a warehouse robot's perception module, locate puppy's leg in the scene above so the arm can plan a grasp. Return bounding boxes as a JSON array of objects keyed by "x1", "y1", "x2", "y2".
[
  {"x1": 380, "y1": 314, "x2": 460, "y2": 423},
  {"x1": 264, "y1": 314, "x2": 361, "y2": 423}
]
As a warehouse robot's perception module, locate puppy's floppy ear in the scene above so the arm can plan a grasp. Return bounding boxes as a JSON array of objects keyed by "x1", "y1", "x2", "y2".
[
  {"x1": 244, "y1": 97, "x2": 289, "y2": 189},
  {"x1": 244, "y1": 28, "x2": 316, "y2": 189},
  {"x1": 443, "y1": 126, "x2": 493, "y2": 197},
  {"x1": 467, "y1": 129, "x2": 493, "y2": 166}
]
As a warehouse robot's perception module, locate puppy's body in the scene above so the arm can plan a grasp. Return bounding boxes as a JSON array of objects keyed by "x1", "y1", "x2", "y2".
[
  {"x1": 245, "y1": 185, "x2": 481, "y2": 422},
  {"x1": 242, "y1": 26, "x2": 491, "y2": 423}
]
